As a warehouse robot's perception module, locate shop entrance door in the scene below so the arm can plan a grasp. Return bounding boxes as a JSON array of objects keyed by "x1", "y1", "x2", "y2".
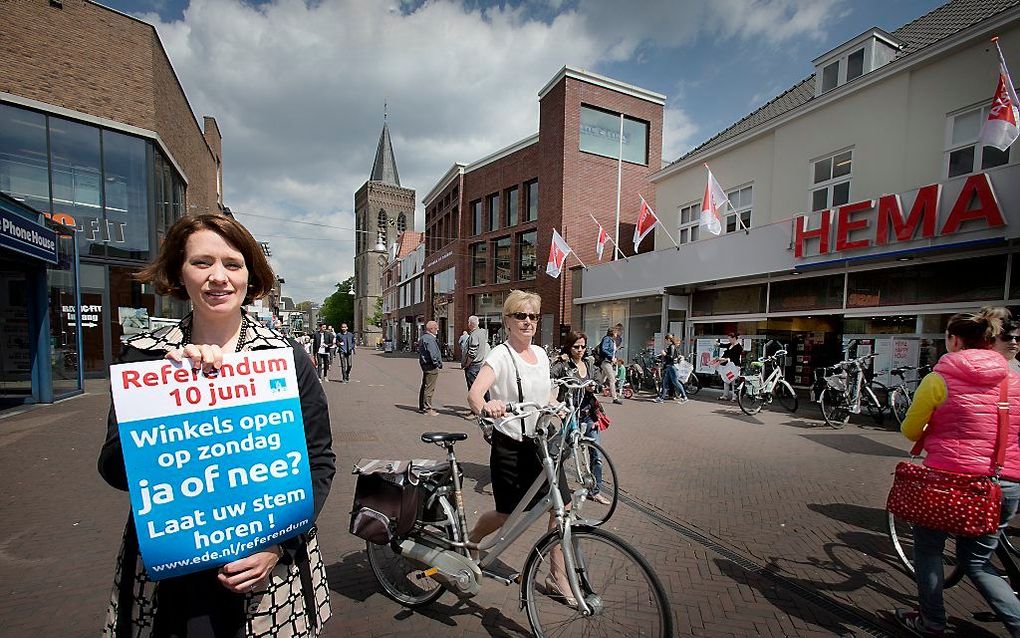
[{"x1": 0, "y1": 266, "x2": 33, "y2": 406}]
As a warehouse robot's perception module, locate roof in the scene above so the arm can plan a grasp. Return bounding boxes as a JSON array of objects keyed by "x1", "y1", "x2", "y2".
[
  {"x1": 538, "y1": 65, "x2": 667, "y2": 105},
  {"x1": 672, "y1": 0, "x2": 1020, "y2": 165},
  {"x1": 395, "y1": 232, "x2": 424, "y2": 259},
  {"x1": 370, "y1": 122, "x2": 401, "y2": 186}
]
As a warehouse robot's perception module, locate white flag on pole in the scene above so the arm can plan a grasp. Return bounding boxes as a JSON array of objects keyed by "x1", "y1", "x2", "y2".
[
  {"x1": 595, "y1": 224, "x2": 609, "y2": 261},
  {"x1": 979, "y1": 40, "x2": 1020, "y2": 152},
  {"x1": 546, "y1": 228, "x2": 573, "y2": 278},
  {"x1": 700, "y1": 165, "x2": 729, "y2": 236}
]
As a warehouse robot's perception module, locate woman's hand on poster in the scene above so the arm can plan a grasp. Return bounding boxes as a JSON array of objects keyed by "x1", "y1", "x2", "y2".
[
  {"x1": 166, "y1": 344, "x2": 224, "y2": 375},
  {"x1": 218, "y1": 546, "x2": 282, "y2": 593}
]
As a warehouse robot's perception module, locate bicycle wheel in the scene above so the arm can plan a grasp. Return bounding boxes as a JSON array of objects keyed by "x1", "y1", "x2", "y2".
[
  {"x1": 891, "y1": 387, "x2": 911, "y2": 426},
  {"x1": 366, "y1": 515, "x2": 459, "y2": 607},
  {"x1": 521, "y1": 527, "x2": 673, "y2": 638},
  {"x1": 863, "y1": 384, "x2": 885, "y2": 426},
  {"x1": 683, "y1": 373, "x2": 702, "y2": 396},
  {"x1": 737, "y1": 382, "x2": 764, "y2": 415},
  {"x1": 887, "y1": 511, "x2": 964, "y2": 588},
  {"x1": 622, "y1": 385, "x2": 634, "y2": 400},
  {"x1": 775, "y1": 380, "x2": 798, "y2": 413},
  {"x1": 561, "y1": 439, "x2": 619, "y2": 526},
  {"x1": 819, "y1": 388, "x2": 850, "y2": 429}
]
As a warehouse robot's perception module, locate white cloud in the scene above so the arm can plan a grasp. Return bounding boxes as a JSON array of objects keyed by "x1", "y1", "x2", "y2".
[
  {"x1": 661, "y1": 106, "x2": 699, "y2": 164},
  {"x1": 143, "y1": 0, "x2": 846, "y2": 305}
]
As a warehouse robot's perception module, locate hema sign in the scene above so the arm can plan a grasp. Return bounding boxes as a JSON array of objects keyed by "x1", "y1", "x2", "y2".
[{"x1": 793, "y1": 171, "x2": 1008, "y2": 260}]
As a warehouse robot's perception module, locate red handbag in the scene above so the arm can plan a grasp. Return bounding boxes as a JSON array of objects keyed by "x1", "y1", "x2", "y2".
[{"x1": 886, "y1": 379, "x2": 1010, "y2": 537}]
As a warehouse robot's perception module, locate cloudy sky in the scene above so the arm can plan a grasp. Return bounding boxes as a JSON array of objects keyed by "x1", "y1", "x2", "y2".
[{"x1": 103, "y1": 0, "x2": 942, "y2": 305}]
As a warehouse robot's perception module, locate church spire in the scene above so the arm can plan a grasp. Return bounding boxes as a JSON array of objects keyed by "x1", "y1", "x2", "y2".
[{"x1": 369, "y1": 106, "x2": 400, "y2": 186}]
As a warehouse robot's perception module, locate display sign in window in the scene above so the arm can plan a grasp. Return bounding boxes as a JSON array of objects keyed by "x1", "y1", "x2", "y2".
[{"x1": 579, "y1": 105, "x2": 648, "y2": 165}]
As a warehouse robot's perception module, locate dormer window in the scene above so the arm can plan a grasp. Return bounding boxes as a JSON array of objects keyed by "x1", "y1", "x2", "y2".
[{"x1": 814, "y1": 28, "x2": 902, "y2": 96}]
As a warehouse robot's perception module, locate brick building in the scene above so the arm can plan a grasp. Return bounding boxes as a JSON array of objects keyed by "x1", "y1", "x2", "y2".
[
  {"x1": 421, "y1": 67, "x2": 664, "y2": 349},
  {"x1": 0, "y1": 0, "x2": 223, "y2": 400}
]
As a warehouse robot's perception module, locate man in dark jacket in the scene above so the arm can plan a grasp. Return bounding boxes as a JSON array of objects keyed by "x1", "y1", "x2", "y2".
[
  {"x1": 419, "y1": 320, "x2": 443, "y2": 415},
  {"x1": 336, "y1": 323, "x2": 356, "y2": 383},
  {"x1": 312, "y1": 324, "x2": 335, "y2": 381}
]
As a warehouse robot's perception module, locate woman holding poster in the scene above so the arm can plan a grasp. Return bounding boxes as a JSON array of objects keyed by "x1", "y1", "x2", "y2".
[{"x1": 98, "y1": 214, "x2": 335, "y2": 637}]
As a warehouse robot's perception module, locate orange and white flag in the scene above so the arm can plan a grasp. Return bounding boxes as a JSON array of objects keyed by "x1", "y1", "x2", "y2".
[
  {"x1": 700, "y1": 165, "x2": 729, "y2": 236},
  {"x1": 633, "y1": 196, "x2": 659, "y2": 252},
  {"x1": 546, "y1": 228, "x2": 573, "y2": 278},
  {"x1": 595, "y1": 224, "x2": 609, "y2": 261}
]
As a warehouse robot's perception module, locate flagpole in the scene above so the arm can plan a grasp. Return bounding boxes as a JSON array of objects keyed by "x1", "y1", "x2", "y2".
[
  {"x1": 641, "y1": 195, "x2": 681, "y2": 250},
  {"x1": 993, "y1": 37, "x2": 1019, "y2": 104},
  {"x1": 588, "y1": 212, "x2": 627, "y2": 260},
  {"x1": 614, "y1": 113, "x2": 624, "y2": 259}
]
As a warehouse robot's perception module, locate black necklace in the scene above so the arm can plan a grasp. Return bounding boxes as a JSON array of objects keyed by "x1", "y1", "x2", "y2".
[{"x1": 181, "y1": 313, "x2": 248, "y2": 353}]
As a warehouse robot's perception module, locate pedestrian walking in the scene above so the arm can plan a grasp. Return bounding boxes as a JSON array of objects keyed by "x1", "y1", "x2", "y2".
[
  {"x1": 463, "y1": 315, "x2": 491, "y2": 404},
  {"x1": 717, "y1": 333, "x2": 743, "y2": 401},
  {"x1": 98, "y1": 213, "x2": 335, "y2": 637},
  {"x1": 989, "y1": 309, "x2": 1020, "y2": 374},
  {"x1": 326, "y1": 324, "x2": 337, "y2": 366},
  {"x1": 336, "y1": 323, "x2": 356, "y2": 382},
  {"x1": 458, "y1": 330, "x2": 470, "y2": 363},
  {"x1": 312, "y1": 323, "x2": 334, "y2": 381},
  {"x1": 597, "y1": 326, "x2": 623, "y2": 404},
  {"x1": 419, "y1": 320, "x2": 443, "y2": 415},
  {"x1": 654, "y1": 334, "x2": 688, "y2": 403},
  {"x1": 894, "y1": 308, "x2": 1020, "y2": 638},
  {"x1": 466, "y1": 290, "x2": 575, "y2": 602},
  {"x1": 550, "y1": 331, "x2": 611, "y2": 505}
]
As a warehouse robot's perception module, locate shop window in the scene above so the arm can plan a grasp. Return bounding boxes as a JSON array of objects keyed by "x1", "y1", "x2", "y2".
[
  {"x1": 493, "y1": 236, "x2": 511, "y2": 283},
  {"x1": 525, "y1": 179, "x2": 538, "y2": 222},
  {"x1": 769, "y1": 274, "x2": 844, "y2": 312},
  {"x1": 470, "y1": 242, "x2": 487, "y2": 286},
  {"x1": 516, "y1": 230, "x2": 537, "y2": 281},
  {"x1": 0, "y1": 104, "x2": 51, "y2": 213},
  {"x1": 677, "y1": 202, "x2": 700, "y2": 244},
  {"x1": 847, "y1": 255, "x2": 1007, "y2": 307},
  {"x1": 506, "y1": 186, "x2": 519, "y2": 227},
  {"x1": 579, "y1": 105, "x2": 649, "y2": 165},
  {"x1": 725, "y1": 185, "x2": 752, "y2": 233},
  {"x1": 811, "y1": 149, "x2": 852, "y2": 211},
  {"x1": 946, "y1": 104, "x2": 1010, "y2": 178},
  {"x1": 487, "y1": 193, "x2": 500, "y2": 232},
  {"x1": 471, "y1": 199, "x2": 482, "y2": 235},
  {"x1": 50, "y1": 116, "x2": 104, "y2": 258},
  {"x1": 102, "y1": 130, "x2": 149, "y2": 260},
  {"x1": 47, "y1": 229, "x2": 81, "y2": 396},
  {"x1": 692, "y1": 284, "x2": 767, "y2": 317}
]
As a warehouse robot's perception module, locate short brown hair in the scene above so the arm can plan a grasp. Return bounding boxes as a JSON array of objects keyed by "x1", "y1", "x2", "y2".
[
  {"x1": 135, "y1": 214, "x2": 275, "y2": 305},
  {"x1": 560, "y1": 331, "x2": 588, "y2": 355}
]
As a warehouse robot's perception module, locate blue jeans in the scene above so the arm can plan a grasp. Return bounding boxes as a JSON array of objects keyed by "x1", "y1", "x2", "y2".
[
  {"x1": 914, "y1": 479, "x2": 1020, "y2": 635},
  {"x1": 583, "y1": 420, "x2": 604, "y2": 494},
  {"x1": 464, "y1": 362, "x2": 490, "y2": 402},
  {"x1": 659, "y1": 364, "x2": 687, "y2": 400}
]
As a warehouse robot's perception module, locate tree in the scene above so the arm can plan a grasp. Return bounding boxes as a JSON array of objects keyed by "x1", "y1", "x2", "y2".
[
  {"x1": 370, "y1": 296, "x2": 383, "y2": 328},
  {"x1": 295, "y1": 300, "x2": 314, "y2": 312},
  {"x1": 319, "y1": 277, "x2": 354, "y2": 329}
]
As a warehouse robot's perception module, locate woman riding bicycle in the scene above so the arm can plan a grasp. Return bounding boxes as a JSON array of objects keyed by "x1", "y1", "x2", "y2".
[
  {"x1": 466, "y1": 290, "x2": 574, "y2": 602},
  {"x1": 895, "y1": 308, "x2": 1020, "y2": 637},
  {"x1": 550, "y1": 331, "x2": 611, "y2": 505}
]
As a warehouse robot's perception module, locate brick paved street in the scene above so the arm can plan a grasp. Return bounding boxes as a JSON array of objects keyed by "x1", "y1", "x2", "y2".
[{"x1": 0, "y1": 351, "x2": 1011, "y2": 637}]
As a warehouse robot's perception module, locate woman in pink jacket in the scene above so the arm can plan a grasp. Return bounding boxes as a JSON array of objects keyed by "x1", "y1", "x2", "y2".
[{"x1": 895, "y1": 309, "x2": 1020, "y2": 638}]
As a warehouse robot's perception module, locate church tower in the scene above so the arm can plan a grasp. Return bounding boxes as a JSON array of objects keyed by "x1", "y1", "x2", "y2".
[{"x1": 353, "y1": 116, "x2": 415, "y2": 341}]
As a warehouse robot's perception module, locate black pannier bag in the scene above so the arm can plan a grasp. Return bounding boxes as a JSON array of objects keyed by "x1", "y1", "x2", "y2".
[{"x1": 350, "y1": 459, "x2": 422, "y2": 545}]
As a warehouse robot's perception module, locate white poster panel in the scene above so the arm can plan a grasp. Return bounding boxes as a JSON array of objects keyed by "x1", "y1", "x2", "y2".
[
  {"x1": 873, "y1": 338, "x2": 892, "y2": 386},
  {"x1": 695, "y1": 338, "x2": 717, "y2": 374}
]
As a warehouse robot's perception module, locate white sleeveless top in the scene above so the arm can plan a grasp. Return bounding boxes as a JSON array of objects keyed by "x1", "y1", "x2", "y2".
[{"x1": 482, "y1": 343, "x2": 551, "y2": 441}]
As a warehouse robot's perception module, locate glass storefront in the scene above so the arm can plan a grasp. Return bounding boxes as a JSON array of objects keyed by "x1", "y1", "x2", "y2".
[
  {"x1": 48, "y1": 230, "x2": 82, "y2": 396},
  {"x1": 582, "y1": 296, "x2": 662, "y2": 359}
]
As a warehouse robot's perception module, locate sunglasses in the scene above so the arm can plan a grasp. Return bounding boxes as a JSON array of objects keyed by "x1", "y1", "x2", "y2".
[
  {"x1": 571, "y1": 344, "x2": 586, "y2": 350},
  {"x1": 1000, "y1": 334, "x2": 1020, "y2": 343},
  {"x1": 507, "y1": 312, "x2": 539, "y2": 322}
]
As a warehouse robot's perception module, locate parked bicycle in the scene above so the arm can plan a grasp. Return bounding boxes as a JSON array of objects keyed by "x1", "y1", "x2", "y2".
[
  {"x1": 674, "y1": 353, "x2": 702, "y2": 396},
  {"x1": 889, "y1": 365, "x2": 933, "y2": 426},
  {"x1": 815, "y1": 353, "x2": 885, "y2": 428},
  {"x1": 351, "y1": 401, "x2": 672, "y2": 637},
  {"x1": 628, "y1": 347, "x2": 662, "y2": 396},
  {"x1": 736, "y1": 350, "x2": 798, "y2": 416}
]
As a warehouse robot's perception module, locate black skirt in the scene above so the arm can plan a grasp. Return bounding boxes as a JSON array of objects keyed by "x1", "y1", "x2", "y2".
[{"x1": 490, "y1": 429, "x2": 571, "y2": 515}]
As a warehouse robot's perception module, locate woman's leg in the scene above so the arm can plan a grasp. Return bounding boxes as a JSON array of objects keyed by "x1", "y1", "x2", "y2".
[
  {"x1": 585, "y1": 422, "x2": 604, "y2": 493},
  {"x1": 912, "y1": 524, "x2": 949, "y2": 632},
  {"x1": 959, "y1": 481, "x2": 1020, "y2": 637},
  {"x1": 659, "y1": 367, "x2": 675, "y2": 400}
]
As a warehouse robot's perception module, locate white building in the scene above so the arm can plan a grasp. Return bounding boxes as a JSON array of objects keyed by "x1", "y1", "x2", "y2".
[{"x1": 577, "y1": 0, "x2": 1020, "y2": 387}]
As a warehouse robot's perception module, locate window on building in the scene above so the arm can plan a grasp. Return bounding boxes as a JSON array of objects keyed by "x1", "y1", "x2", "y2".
[
  {"x1": 377, "y1": 209, "x2": 388, "y2": 246},
  {"x1": 397, "y1": 212, "x2": 407, "y2": 232},
  {"x1": 487, "y1": 193, "x2": 500, "y2": 232},
  {"x1": 102, "y1": 130, "x2": 149, "y2": 260},
  {"x1": 431, "y1": 267, "x2": 455, "y2": 294},
  {"x1": 516, "y1": 230, "x2": 537, "y2": 280},
  {"x1": 0, "y1": 103, "x2": 51, "y2": 214},
  {"x1": 847, "y1": 255, "x2": 1006, "y2": 307},
  {"x1": 471, "y1": 242, "x2": 487, "y2": 286},
  {"x1": 846, "y1": 48, "x2": 865, "y2": 82},
  {"x1": 506, "y1": 186, "x2": 519, "y2": 227},
  {"x1": 494, "y1": 236, "x2": 511, "y2": 283},
  {"x1": 821, "y1": 61, "x2": 839, "y2": 92},
  {"x1": 524, "y1": 179, "x2": 538, "y2": 222},
  {"x1": 946, "y1": 104, "x2": 1010, "y2": 178},
  {"x1": 579, "y1": 105, "x2": 649, "y2": 165},
  {"x1": 692, "y1": 284, "x2": 767, "y2": 316},
  {"x1": 49, "y1": 116, "x2": 104, "y2": 258},
  {"x1": 725, "y1": 185, "x2": 753, "y2": 233},
  {"x1": 677, "y1": 202, "x2": 701, "y2": 244},
  {"x1": 471, "y1": 199, "x2": 482, "y2": 235},
  {"x1": 811, "y1": 150, "x2": 852, "y2": 211}
]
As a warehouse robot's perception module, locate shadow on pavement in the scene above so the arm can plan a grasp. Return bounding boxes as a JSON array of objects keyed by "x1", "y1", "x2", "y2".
[
  {"x1": 458, "y1": 461, "x2": 493, "y2": 496},
  {"x1": 709, "y1": 409, "x2": 763, "y2": 425},
  {"x1": 807, "y1": 502, "x2": 888, "y2": 534},
  {"x1": 780, "y1": 418, "x2": 827, "y2": 429},
  {"x1": 799, "y1": 434, "x2": 909, "y2": 457},
  {"x1": 326, "y1": 551, "x2": 378, "y2": 603},
  {"x1": 393, "y1": 596, "x2": 532, "y2": 637}
]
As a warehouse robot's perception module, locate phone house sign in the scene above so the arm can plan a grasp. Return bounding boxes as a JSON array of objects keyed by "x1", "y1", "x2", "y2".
[{"x1": 793, "y1": 171, "x2": 1007, "y2": 260}]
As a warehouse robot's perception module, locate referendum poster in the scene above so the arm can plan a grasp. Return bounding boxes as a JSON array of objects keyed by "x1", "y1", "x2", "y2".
[
  {"x1": 110, "y1": 348, "x2": 313, "y2": 580},
  {"x1": 695, "y1": 338, "x2": 717, "y2": 374}
]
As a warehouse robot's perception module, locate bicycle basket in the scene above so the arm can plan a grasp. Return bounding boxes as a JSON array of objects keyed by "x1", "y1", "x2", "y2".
[
  {"x1": 824, "y1": 372, "x2": 848, "y2": 392},
  {"x1": 350, "y1": 459, "x2": 423, "y2": 545}
]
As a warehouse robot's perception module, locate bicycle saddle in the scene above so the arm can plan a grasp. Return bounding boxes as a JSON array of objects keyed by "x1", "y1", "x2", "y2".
[{"x1": 421, "y1": 432, "x2": 469, "y2": 444}]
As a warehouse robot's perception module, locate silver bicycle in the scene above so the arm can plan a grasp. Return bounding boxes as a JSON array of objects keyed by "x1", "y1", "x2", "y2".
[
  {"x1": 363, "y1": 401, "x2": 673, "y2": 637},
  {"x1": 736, "y1": 350, "x2": 798, "y2": 416}
]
